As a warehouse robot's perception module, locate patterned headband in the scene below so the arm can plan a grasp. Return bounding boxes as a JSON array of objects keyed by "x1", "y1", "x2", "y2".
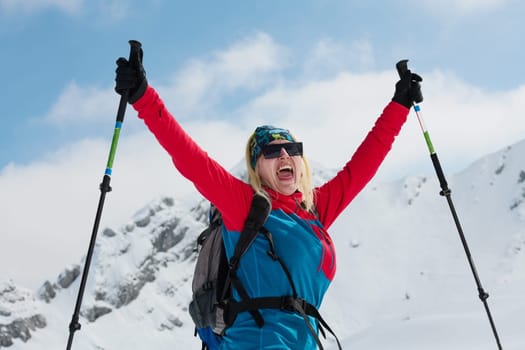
[{"x1": 249, "y1": 125, "x2": 295, "y2": 169}]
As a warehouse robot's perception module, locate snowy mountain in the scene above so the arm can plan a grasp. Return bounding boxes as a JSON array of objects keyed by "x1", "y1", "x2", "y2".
[{"x1": 1, "y1": 139, "x2": 525, "y2": 349}]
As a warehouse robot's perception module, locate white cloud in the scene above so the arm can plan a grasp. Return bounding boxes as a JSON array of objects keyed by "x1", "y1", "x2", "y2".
[
  {"x1": 237, "y1": 67, "x2": 525, "y2": 180},
  {"x1": 43, "y1": 81, "x2": 118, "y2": 124},
  {"x1": 417, "y1": 72, "x2": 525, "y2": 166},
  {"x1": 0, "y1": 132, "x2": 196, "y2": 289},
  {"x1": 212, "y1": 32, "x2": 287, "y2": 88},
  {"x1": 41, "y1": 32, "x2": 288, "y2": 127},
  {"x1": 0, "y1": 0, "x2": 83, "y2": 15},
  {"x1": 97, "y1": 0, "x2": 130, "y2": 21},
  {"x1": 303, "y1": 38, "x2": 375, "y2": 77},
  {"x1": 160, "y1": 32, "x2": 288, "y2": 117}
]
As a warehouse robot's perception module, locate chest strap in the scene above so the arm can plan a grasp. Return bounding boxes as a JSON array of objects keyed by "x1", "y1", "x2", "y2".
[{"x1": 224, "y1": 296, "x2": 342, "y2": 350}]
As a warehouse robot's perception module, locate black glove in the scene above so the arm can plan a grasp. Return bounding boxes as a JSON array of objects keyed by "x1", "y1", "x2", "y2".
[
  {"x1": 115, "y1": 46, "x2": 147, "y2": 104},
  {"x1": 392, "y1": 70, "x2": 423, "y2": 108}
]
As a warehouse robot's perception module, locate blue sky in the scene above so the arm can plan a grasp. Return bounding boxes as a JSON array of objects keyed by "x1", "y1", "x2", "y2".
[
  {"x1": 2, "y1": 0, "x2": 524, "y2": 167},
  {"x1": 1, "y1": 0, "x2": 524, "y2": 288}
]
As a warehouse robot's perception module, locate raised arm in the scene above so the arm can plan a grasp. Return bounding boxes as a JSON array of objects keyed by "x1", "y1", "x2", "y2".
[
  {"x1": 114, "y1": 41, "x2": 253, "y2": 230},
  {"x1": 315, "y1": 67, "x2": 423, "y2": 228}
]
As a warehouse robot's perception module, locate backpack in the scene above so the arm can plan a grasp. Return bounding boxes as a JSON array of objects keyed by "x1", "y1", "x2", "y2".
[{"x1": 188, "y1": 194, "x2": 342, "y2": 350}]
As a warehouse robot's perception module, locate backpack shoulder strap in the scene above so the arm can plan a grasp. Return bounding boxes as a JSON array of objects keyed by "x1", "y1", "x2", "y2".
[
  {"x1": 228, "y1": 193, "x2": 271, "y2": 271},
  {"x1": 224, "y1": 193, "x2": 270, "y2": 328}
]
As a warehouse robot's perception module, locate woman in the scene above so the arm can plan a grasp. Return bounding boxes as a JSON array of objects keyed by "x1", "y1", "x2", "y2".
[{"x1": 115, "y1": 43, "x2": 422, "y2": 349}]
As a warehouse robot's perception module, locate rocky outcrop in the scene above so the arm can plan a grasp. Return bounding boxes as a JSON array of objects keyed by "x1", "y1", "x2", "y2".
[
  {"x1": 0, "y1": 281, "x2": 46, "y2": 347},
  {"x1": 37, "y1": 265, "x2": 81, "y2": 303}
]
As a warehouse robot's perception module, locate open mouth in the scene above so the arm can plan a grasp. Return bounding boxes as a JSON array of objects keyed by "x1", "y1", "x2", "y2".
[{"x1": 277, "y1": 165, "x2": 294, "y2": 180}]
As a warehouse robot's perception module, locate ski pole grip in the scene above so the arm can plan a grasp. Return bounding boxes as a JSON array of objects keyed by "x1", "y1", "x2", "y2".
[
  {"x1": 115, "y1": 40, "x2": 142, "y2": 123},
  {"x1": 128, "y1": 40, "x2": 142, "y2": 59},
  {"x1": 396, "y1": 59, "x2": 409, "y2": 78}
]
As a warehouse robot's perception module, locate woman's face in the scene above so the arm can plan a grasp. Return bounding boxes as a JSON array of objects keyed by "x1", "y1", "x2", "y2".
[{"x1": 257, "y1": 140, "x2": 304, "y2": 195}]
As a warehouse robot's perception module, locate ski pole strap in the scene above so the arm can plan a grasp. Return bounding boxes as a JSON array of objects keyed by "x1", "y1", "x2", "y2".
[{"x1": 224, "y1": 296, "x2": 341, "y2": 350}]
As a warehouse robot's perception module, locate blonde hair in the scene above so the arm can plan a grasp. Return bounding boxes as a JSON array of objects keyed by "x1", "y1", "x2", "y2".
[{"x1": 245, "y1": 132, "x2": 315, "y2": 212}]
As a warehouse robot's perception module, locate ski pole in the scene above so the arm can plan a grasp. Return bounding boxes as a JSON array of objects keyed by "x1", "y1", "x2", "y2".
[
  {"x1": 396, "y1": 59, "x2": 503, "y2": 350},
  {"x1": 66, "y1": 40, "x2": 142, "y2": 350}
]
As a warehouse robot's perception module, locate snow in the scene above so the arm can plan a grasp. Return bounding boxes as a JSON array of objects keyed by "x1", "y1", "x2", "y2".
[{"x1": 2, "y1": 139, "x2": 525, "y2": 349}]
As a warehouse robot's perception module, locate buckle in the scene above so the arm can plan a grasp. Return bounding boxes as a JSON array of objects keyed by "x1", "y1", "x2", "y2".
[
  {"x1": 296, "y1": 297, "x2": 307, "y2": 311},
  {"x1": 279, "y1": 296, "x2": 306, "y2": 312}
]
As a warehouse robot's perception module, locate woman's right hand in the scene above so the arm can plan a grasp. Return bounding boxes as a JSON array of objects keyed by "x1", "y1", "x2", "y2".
[{"x1": 115, "y1": 40, "x2": 147, "y2": 104}]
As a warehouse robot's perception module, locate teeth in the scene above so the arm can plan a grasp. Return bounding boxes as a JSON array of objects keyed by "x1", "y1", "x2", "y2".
[{"x1": 278, "y1": 165, "x2": 293, "y2": 172}]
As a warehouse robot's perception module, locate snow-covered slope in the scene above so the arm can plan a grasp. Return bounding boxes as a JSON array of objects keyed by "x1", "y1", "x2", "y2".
[
  {"x1": 322, "y1": 140, "x2": 525, "y2": 349},
  {"x1": 1, "y1": 139, "x2": 524, "y2": 349}
]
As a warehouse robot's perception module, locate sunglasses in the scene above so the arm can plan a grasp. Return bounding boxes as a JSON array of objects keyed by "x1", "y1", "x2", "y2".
[{"x1": 261, "y1": 142, "x2": 303, "y2": 159}]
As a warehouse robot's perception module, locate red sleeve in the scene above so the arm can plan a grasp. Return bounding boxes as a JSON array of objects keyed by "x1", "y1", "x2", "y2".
[
  {"x1": 132, "y1": 86, "x2": 252, "y2": 231},
  {"x1": 315, "y1": 101, "x2": 409, "y2": 229}
]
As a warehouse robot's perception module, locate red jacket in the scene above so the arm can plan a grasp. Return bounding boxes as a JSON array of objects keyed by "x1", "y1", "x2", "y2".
[{"x1": 133, "y1": 85, "x2": 408, "y2": 349}]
